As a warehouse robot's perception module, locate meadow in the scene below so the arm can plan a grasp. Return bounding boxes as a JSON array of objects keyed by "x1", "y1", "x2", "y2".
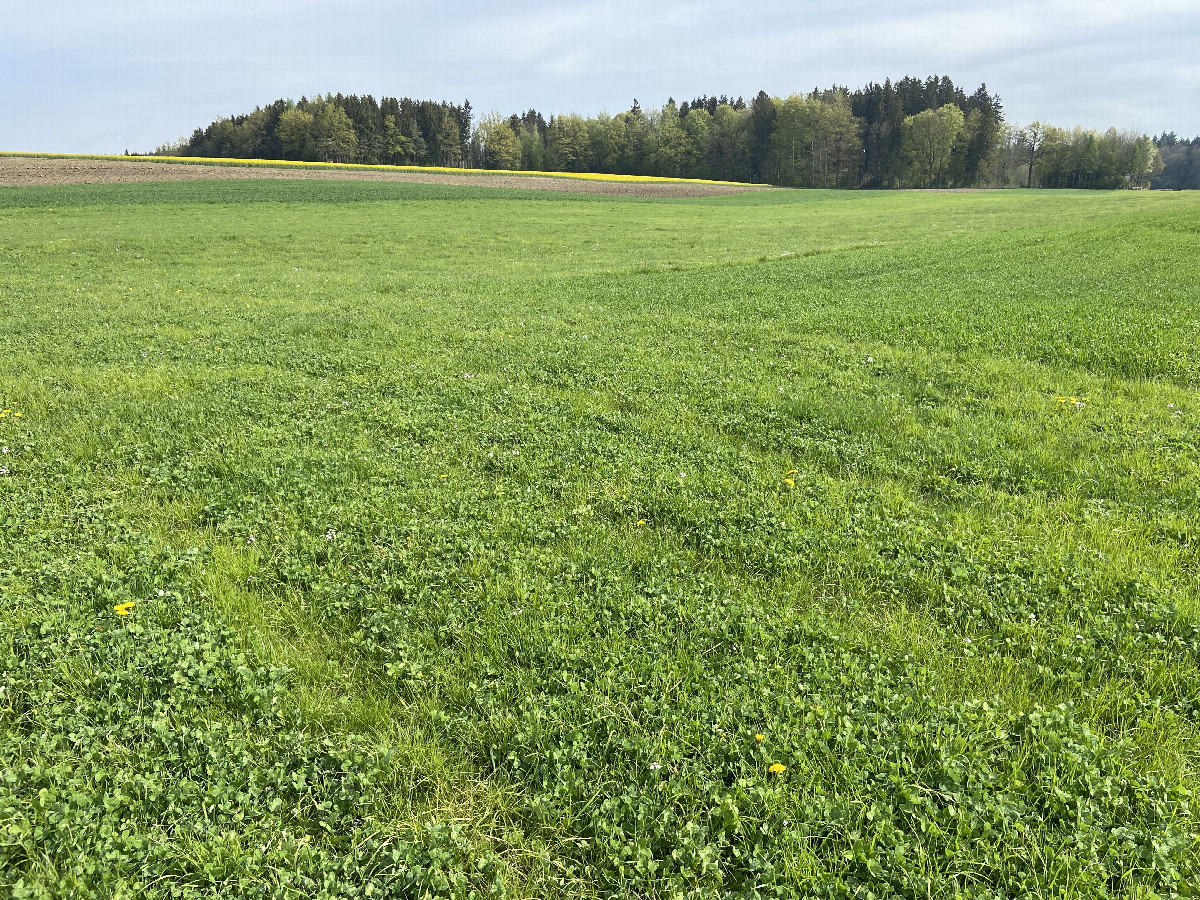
[{"x1": 2, "y1": 179, "x2": 1199, "y2": 899}]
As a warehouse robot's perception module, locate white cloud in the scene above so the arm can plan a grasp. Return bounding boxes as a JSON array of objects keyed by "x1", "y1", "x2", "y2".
[{"x1": 1, "y1": 0, "x2": 1197, "y2": 151}]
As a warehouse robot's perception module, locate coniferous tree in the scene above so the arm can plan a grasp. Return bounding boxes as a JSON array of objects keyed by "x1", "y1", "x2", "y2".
[
  {"x1": 748, "y1": 90, "x2": 778, "y2": 182},
  {"x1": 961, "y1": 85, "x2": 1003, "y2": 185}
]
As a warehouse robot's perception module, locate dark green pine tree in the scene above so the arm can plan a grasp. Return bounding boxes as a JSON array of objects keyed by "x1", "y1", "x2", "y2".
[
  {"x1": 962, "y1": 85, "x2": 1004, "y2": 186},
  {"x1": 748, "y1": 90, "x2": 777, "y2": 183}
]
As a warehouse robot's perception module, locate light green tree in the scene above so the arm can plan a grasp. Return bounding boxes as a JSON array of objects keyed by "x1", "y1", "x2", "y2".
[
  {"x1": 277, "y1": 107, "x2": 315, "y2": 160},
  {"x1": 1129, "y1": 135, "x2": 1164, "y2": 188},
  {"x1": 601, "y1": 114, "x2": 628, "y2": 172},
  {"x1": 903, "y1": 104, "x2": 966, "y2": 187},
  {"x1": 313, "y1": 103, "x2": 358, "y2": 163},
  {"x1": 769, "y1": 95, "x2": 815, "y2": 186},
  {"x1": 548, "y1": 114, "x2": 589, "y2": 171},
  {"x1": 813, "y1": 94, "x2": 862, "y2": 187},
  {"x1": 707, "y1": 104, "x2": 748, "y2": 181},
  {"x1": 477, "y1": 111, "x2": 520, "y2": 170},
  {"x1": 681, "y1": 108, "x2": 711, "y2": 179},
  {"x1": 1014, "y1": 120, "x2": 1064, "y2": 188},
  {"x1": 518, "y1": 129, "x2": 545, "y2": 170},
  {"x1": 587, "y1": 113, "x2": 617, "y2": 173},
  {"x1": 650, "y1": 101, "x2": 691, "y2": 177}
]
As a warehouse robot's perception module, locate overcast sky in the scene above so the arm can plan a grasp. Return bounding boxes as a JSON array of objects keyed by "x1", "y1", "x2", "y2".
[{"x1": 2, "y1": 0, "x2": 1198, "y2": 153}]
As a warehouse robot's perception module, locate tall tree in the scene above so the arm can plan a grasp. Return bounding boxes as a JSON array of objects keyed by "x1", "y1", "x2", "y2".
[
  {"x1": 1129, "y1": 136, "x2": 1164, "y2": 188},
  {"x1": 961, "y1": 85, "x2": 1003, "y2": 186},
  {"x1": 747, "y1": 90, "x2": 778, "y2": 182},
  {"x1": 813, "y1": 93, "x2": 862, "y2": 188},
  {"x1": 903, "y1": 104, "x2": 965, "y2": 187},
  {"x1": 681, "y1": 107, "x2": 712, "y2": 179},
  {"x1": 477, "y1": 111, "x2": 520, "y2": 170},
  {"x1": 650, "y1": 100, "x2": 692, "y2": 177},
  {"x1": 277, "y1": 107, "x2": 315, "y2": 160},
  {"x1": 1016, "y1": 121, "x2": 1058, "y2": 188},
  {"x1": 381, "y1": 116, "x2": 415, "y2": 165},
  {"x1": 547, "y1": 115, "x2": 590, "y2": 171},
  {"x1": 433, "y1": 115, "x2": 462, "y2": 166},
  {"x1": 768, "y1": 95, "x2": 814, "y2": 186},
  {"x1": 706, "y1": 103, "x2": 748, "y2": 181},
  {"x1": 312, "y1": 101, "x2": 358, "y2": 163}
]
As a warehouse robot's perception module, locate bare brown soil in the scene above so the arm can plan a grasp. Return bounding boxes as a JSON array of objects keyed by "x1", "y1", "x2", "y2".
[{"x1": 0, "y1": 157, "x2": 770, "y2": 198}]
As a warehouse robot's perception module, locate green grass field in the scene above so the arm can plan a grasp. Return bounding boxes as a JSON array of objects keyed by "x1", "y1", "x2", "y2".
[{"x1": 2, "y1": 180, "x2": 1199, "y2": 899}]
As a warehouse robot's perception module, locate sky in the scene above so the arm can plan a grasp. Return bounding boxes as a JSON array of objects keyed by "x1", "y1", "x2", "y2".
[{"x1": 2, "y1": 0, "x2": 1198, "y2": 153}]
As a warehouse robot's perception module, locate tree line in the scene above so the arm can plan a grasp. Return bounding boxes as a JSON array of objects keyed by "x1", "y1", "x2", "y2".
[
  {"x1": 155, "y1": 78, "x2": 1197, "y2": 189},
  {"x1": 165, "y1": 94, "x2": 473, "y2": 167},
  {"x1": 1153, "y1": 134, "x2": 1200, "y2": 190}
]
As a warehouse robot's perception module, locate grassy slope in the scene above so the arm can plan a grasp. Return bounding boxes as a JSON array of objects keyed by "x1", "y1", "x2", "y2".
[{"x1": 2, "y1": 181, "x2": 1199, "y2": 898}]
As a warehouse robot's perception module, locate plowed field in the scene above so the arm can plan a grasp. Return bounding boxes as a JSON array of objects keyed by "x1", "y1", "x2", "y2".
[{"x1": 0, "y1": 155, "x2": 767, "y2": 197}]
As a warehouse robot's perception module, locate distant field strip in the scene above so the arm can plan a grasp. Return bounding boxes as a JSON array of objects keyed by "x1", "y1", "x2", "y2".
[{"x1": 0, "y1": 153, "x2": 763, "y2": 195}]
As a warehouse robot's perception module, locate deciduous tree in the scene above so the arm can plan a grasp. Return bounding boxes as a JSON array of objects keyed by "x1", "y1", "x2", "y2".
[
  {"x1": 477, "y1": 111, "x2": 520, "y2": 170},
  {"x1": 903, "y1": 104, "x2": 964, "y2": 187},
  {"x1": 277, "y1": 107, "x2": 315, "y2": 161}
]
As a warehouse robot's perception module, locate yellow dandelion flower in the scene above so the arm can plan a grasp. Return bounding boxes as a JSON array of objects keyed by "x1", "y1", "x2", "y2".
[
  {"x1": 769, "y1": 763, "x2": 786, "y2": 774},
  {"x1": 755, "y1": 733, "x2": 764, "y2": 743},
  {"x1": 784, "y1": 478, "x2": 794, "y2": 486},
  {"x1": 12, "y1": 413, "x2": 21, "y2": 418},
  {"x1": 786, "y1": 469, "x2": 797, "y2": 475},
  {"x1": 636, "y1": 519, "x2": 646, "y2": 525},
  {"x1": 113, "y1": 601, "x2": 135, "y2": 616}
]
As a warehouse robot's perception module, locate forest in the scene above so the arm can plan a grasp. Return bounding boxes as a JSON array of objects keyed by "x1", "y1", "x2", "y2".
[{"x1": 156, "y1": 76, "x2": 1196, "y2": 189}]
